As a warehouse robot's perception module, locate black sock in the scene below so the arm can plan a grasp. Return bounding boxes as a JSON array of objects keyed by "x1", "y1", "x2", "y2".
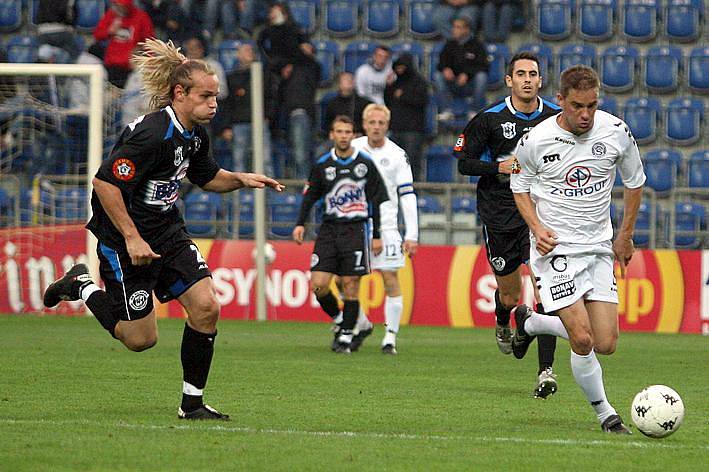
[
  {"x1": 83, "y1": 288, "x2": 118, "y2": 338},
  {"x1": 316, "y1": 290, "x2": 341, "y2": 320},
  {"x1": 180, "y1": 323, "x2": 216, "y2": 412},
  {"x1": 340, "y1": 300, "x2": 359, "y2": 332},
  {"x1": 494, "y1": 290, "x2": 511, "y2": 326},
  {"x1": 535, "y1": 303, "x2": 558, "y2": 373}
]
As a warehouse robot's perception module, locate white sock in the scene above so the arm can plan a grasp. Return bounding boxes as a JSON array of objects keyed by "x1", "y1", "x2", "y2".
[
  {"x1": 570, "y1": 350, "x2": 616, "y2": 423},
  {"x1": 333, "y1": 312, "x2": 343, "y2": 325},
  {"x1": 338, "y1": 333, "x2": 353, "y2": 343},
  {"x1": 384, "y1": 295, "x2": 403, "y2": 334},
  {"x1": 183, "y1": 381, "x2": 203, "y2": 396},
  {"x1": 79, "y1": 283, "x2": 100, "y2": 301},
  {"x1": 382, "y1": 330, "x2": 397, "y2": 347},
  {"x1": 525, "y1": 311, "x2": 569, "y2": 339},
  {"x1": 356, "y1": 309, "x2": 372, "y2": 331}
]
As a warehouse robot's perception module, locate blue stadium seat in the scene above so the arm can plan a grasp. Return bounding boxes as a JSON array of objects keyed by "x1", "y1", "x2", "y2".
[
  {"x1": 674, "y1": 202, "x2": 705, "y2": 249},
  {"x1": 665, "y1": 97, "x2": 704, "y2": 146},
  {"x1": 229, "y1": 191, "x2": 255, "y2": 238},
  {"x1": 269, "y1": 192, "x2": 302, "y2": 238},
  {"x1": 643, "y1": 148, "x2": 682, "y2": 193},
  {"x1": 688, "y1": 46, "x2": 709, "y2": 93},
  {"x1": 288, "y1": 0, "x2": 318, "y2": 34},
  {"x1": 424, "y1": 94, "x2": 438, "y2": 137},
  {"x1": 313, "y1": 40, "x2": 339, "y2": 86},
  {"x1": 557, "y1": 43, "x2": 596, "y2": 76},
  {"x1": 428, "y1": 42, "x2": 444, "y2": 82},
  {"x1": 417, "y1": 194, "x2": 443, "y2": 213},
  {"x1": 623, "y1": 97, "x2": 661, "y2": 145},
  {"x1": 391, "y1": 42, "x2": 425, "y2": 71},
  {"x1": 597, "y1": 96, "x2": 618, "y2": 115},
  {"x1": 343, "y1": 41, "x2": 376, "y2": 74},
  {"x1": 408, "y1": 0, "x2": 438, "y2": 39},
  {"x1": 75, "y1": 0, "x2": 105, "y2": 32},
  {"x1": 536, "y1": 0, "x2": 573, "y2": 41},
  {"x1": 184, "y1": 192, "x2": 221, "y2": 237},
  {"x1": 324, "y1": 0, "x2": 359, "y2": 37},
  {"x1": 485, "y1": 43, "x2": 511, "y2": 90},
  {"x1": 633, "y1": 202, "x2": 652, "y2": 247},
  {"x1": 517, "y1": 43, "x2": 553, "y2": 87},
  {"x1": 687, "y1": 150, "x2": 709, "y2": 188},
  {"x1": 55, "y1": 187, "x2": 87, "y2": 222},
  {"x1": 451, "y1": 196, "x2": 478, "y2": 240},
  {"x1": 622, "y1": 0, "x2": 659, "y2": 42},
  {"x1": 0, "y1": 0, "x2": 22, "y2": 32},
  {"x1": 425, "y1": 145, "x2": 455, "y2": 183},
  {"x1": 364, "y1": 0, "x2": 400, "y2": 38},
  {"x1": 600, "y1": 45, "x2": 638, "y2": 93},
  {"x1": 578, "y1": 0, "x2": 616, "y2": 42},
  {"x1": 665, "y1": 0, "x2": 702, "y2": 42},
  {"x1": 644, "y1": 46, "x2": 683, "y2": 93},
  {"x1": 6, "y1": 35, "x2": 38, "y2": 63},
  {"x1": 217, "y1": 40, "x2": 254, "y2": 73},
  {"x1": 452, "y1": 196, "x2": 477, "y2": 215},
  {"x1": 0, "y1": 187, "x2": 16, "y2": 227}
]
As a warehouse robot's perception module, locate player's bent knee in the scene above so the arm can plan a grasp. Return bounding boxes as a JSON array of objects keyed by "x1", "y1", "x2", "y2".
[
  {"x1": 594, "y1": 337, "x2": 617, "y2": 355},
  {"x1": 124, "y1": 333, "x2": 158, "y2": 352},
  {"x1": 570, "y1": 333, "x2": 594, "y2": 355}
]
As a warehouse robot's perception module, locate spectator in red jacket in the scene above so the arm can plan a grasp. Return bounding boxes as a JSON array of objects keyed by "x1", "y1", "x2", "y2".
[{"x1": 94, "y1": 0, "x2": 154, "y2": 88}]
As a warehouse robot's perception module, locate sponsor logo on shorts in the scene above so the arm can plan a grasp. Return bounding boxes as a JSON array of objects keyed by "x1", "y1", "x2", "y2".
[
  {"x1": 112, "y1": 158, "x2": 136, "y2": 181},
  {"x1": 129, "y1": 290, "x2": 150, "y2": 311},
  {"x1": 491, "y1": 257, "x2": 506, "y2": 272},
  {"x1": 550, "y1": 280, "x2": 576, "y2": 301},
  {"x1": 551, "y1": 255, "x2": 568, "y2": 272},
  {"x1": 310, "y1": 253, "x2": 319, "y2": 268}
]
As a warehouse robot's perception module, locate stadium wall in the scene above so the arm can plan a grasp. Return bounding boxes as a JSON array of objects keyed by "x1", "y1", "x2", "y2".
[{"x1": 1, "y1": 226, "x2": 706, "y2": 334}]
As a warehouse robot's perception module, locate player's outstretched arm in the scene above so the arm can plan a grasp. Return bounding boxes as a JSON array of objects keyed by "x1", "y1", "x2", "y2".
[{"x1": 202, "y1": 169, "x2": 285, "y2": 193}]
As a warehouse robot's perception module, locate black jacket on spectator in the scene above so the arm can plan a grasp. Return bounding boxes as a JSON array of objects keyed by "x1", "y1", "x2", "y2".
[
  {"x1": 384, "y1": 54, "x2": 429, "y2": 132},
  {"x1": 36, "y1": 0, "x2": 74, "y2": 24},
  {"x1": 323, "y1": 93, "x2": 372, "y2": 135},
  {"x1": 437, "y1": 35, "x2": 489, "y2": 77},
  {"x1": 217, "y1": 65, "x2": 276, "y2": 131}
]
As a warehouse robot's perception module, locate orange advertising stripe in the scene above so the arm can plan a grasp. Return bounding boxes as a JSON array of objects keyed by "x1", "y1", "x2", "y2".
[
  {"x1": 448, "y1": 246, "x2": 479, "y2": 328},
  {"x1": 399, "y1": 255, "x2": 415, "y2": 326},
  {"x1": 654, "y1": 250, "x2": 684, "y2": 333}
]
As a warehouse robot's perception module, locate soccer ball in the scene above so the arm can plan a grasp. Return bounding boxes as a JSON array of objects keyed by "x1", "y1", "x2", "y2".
[
  {"x1": 630, "y1": 385, "x2": 685, "y2": 438},
  {"x1": 251, "y1": 242, "x2": 276, "y2": 265}
]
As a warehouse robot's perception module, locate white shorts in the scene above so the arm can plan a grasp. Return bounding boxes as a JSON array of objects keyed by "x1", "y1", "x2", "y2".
[
  {"x1": 531, "y1": 241, "x2": 618, "y2": 313},
  {"x1": 371, "y1": 229, "x2": 405, "y2": 271}
]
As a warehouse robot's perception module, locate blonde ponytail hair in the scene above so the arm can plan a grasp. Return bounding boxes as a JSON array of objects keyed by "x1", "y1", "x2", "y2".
[{"x1": 132, "y1": 38, "x2": 215, "y2": 111}]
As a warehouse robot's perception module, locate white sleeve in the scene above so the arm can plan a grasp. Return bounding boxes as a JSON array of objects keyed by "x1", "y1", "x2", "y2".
[
  {"x1": 400, "y1": 193, "x2": 418, "y2": 242},
  {"x1": 354, "y1": 66, "x2": 367, "y2": 98},
  {"x1": 510, "y1": 133, "x2": 538, "y2": 193},
  {"x1": 615, "y1": 122, "x2": 646, "y2": 189}
]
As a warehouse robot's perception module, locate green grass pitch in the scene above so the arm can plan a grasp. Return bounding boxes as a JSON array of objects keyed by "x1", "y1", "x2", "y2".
[{"x1": 0, "y1": 314, "x2": 706, "y2": 470}]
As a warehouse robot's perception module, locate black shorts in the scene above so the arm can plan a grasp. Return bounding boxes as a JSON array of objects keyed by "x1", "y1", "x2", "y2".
[
  {"x1": 482, "y1": 224, "x2": 530, "y2": 276},
  {"x1": 311, "y1": 221, "x2": 370, "y2": 276},
  {"x1": 97, "y1": 232, "x2": 211, "y2": 321}
]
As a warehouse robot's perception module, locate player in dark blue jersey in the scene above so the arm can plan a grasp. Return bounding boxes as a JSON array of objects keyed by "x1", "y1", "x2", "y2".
[
  {"x1": 292, "y1": 115, "x2": 389, "y2": 354},
  {"x1": 43, "y1": 38, "x2": 284, "y2": 420},
  {"x1": 455, "y1": 52, "x2": 561, "y2": 398}
]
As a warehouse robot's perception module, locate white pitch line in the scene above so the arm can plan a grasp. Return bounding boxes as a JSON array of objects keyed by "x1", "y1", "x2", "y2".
[{"x1": 1, "y1": 418, "x2": 705, "y2": 451}]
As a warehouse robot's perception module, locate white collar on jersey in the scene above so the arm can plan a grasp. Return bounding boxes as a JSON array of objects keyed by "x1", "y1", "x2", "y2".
[
  {"x1": 330, "y1": 147, "x2": 360, "y2": 162},
  {"x1": 165, "y1": 105, "x2": 187, "y2": 134},
  {"x1": 505, "y1": 96, "x2": 543, "y2": 115}
]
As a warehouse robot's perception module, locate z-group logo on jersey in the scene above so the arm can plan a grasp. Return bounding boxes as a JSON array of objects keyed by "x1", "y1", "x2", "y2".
[
  {"x1": 326, "y1": 179, "x2": 367, "y2": 215},
  {"x1": 501, "y1": 122, "x2": 516, "y2": 139},
  {"x1": 550, "y1": 280, "x2": 576, "y2": 301},
  {"x1": 551, "y1": 166, "x2": 608, "y2": 197}
]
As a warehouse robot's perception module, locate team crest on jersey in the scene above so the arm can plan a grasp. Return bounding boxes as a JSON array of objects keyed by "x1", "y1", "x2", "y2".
[
  {"x1": 129, "y1": 290, "x2": 150, "y2": 310},
  {"x1": 193, "y1": 136, "x2": 202, "y2": 152},
  {"x1": 112, "y1": 158, "x2": 136, "y2": 181},
  {"x1": 380, "y1": 158, "x2": 390, "y2": 167},
  {"x1": 310, "y1": 253, "x2": 320, "y2": 268},
  {"x1": 325, "y1": 166, "x2": 336, "y2": 181},
  {"x1": 592, "y1": 142, "x2": 607, "y2": 156},
  {"x1": 174, "y1": 145, "x2": 184, "y2": 166},
  {"x1": 501, "y1": 122, "x2": 516, "y2": 139},
  {"x1": 454, "y1": 134, "x2": 465, "y2": 152},
  {"x1": 491, "y1": 257, "x2": 506, "y2": 272},
  {"x1": 354, "y1": 163, "x2": 368, "y2": 178}
]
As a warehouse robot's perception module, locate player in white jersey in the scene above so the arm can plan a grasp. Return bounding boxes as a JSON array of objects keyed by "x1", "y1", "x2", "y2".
[
  {"x1": 350, "y1": 104, "x2": 419, "y2": 354},
  {"x1": 510, "y1": 65, "x2": 645, "y2": 434}
]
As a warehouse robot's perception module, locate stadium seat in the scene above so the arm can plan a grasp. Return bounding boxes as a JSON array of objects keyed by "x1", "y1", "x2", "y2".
[
  {"x1": 55, "y1": 187, "x2": 87, "y2": 222},
  {"x1": 665, "y1": 0, "x2": 702, "y2": 42},
  {"x1": 391, "y1": 42, "x2": 425, "y2": 71},
  {"x1": 324, "y1": 0, "x2": 359, "y2": 37},
  {"x1": 643, "y1": 148, "x2": 682, "y2": 193},
  {"x1": 425, "y1": 145, "x2": 455, "y2": 183},
  {"x1": 674, "y1": 202, "x2": 705, "y2": 249},
  {"x1": 621, "y1": 0, "x2": 659, "y2": 42},
  {"x1": 644, "y1": 46, "x2": 682, "y2": 93},
  {"x1": 517, "y1": 43, "x2": 553, "y2": 87},
  {"x1": 633, "y1": 202, "x2": 652, "y2": 247},
  {"x1": 288, "y1": 0, "x2": 318, "y2": 34},
  {"x1": 0, "y1": 187, "x2": 16, "y2": 227},
  {"x1": 269, "y1": 192, "x2": 302, "y2": 238},
  {"x1": 343, "y1": 41, "x2": 376, "y2": 74},
  {"x1": 578, "y1": 0, "x2": 616, "y2": 42},
  {"x1": 451, "y1": 196, "x2": 478, "y2": 245},
  {"x1": 424, "y1": 94, "x2": 438, "y2": 137},
  {"x1": 0, "y1": 0, "x2": 22, "y2": 32},
  {"x1": 597, "y1": 96, "x2": 618, "y2": 115},
  {"x1": 75, "y1": 0, "x2": 106, "y2": 32},
  {"x1": 600, "y1": 46, "x2": 639, "y2": 93},
  {"x1": 557, "y1": 43, "x2": 596, "y2": 76},
  {"x1": 687, "y1": 150, "x2": 709, "y2": 188},
  {"x1": 184, "y1": 191, "x2": 221, "y2": 237},
  {"x1": 229, "y1": 191, "x2": 255, "y2": 237},
  {"x1": 428, "y1": 42, "x2": 444, "y2": 82},
  {"x1": 217, "y1": 40, "x2": 255, "y2": 74},
  {"x1": 417, "y1": 194, "x2": 447, "y2": 244},
  {"x1": 485, "y1": 43, "x2": 511, "y2": 90},
  {"x1": 623, "y1": 97, "x2": 661, "y2": 145},
  {"x1": 408, "y1": 0, "x2": 438, "y2": 39},
  {"x1": 313, "y1": 40, "x2": 339, "y2": 86},
  {"x1": 364, "y1": 0, "x2": 400, "y2": 38},
  {"x1": 6, "y1": 35, "x2": 38, "y2": 63},
  {"x1": 536, "y1": 0, "x2": 573, "y2": 41},
  {"x1": 665, "y1": 97, "x2": 704, "y2": 146},
  {"x1": 688, "y1": 46, "x2": 709, "y2": 93}
]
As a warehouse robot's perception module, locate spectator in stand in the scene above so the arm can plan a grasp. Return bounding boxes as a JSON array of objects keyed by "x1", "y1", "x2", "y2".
[
  {"x1": 182, "y1": 36, "x2": 228, "y2": 100},
  {"x1": 181, "y1": 0, "x2": 264, "y2": 41},
  {"x1": 139, "y1": 0, "x2": 194, "y2": 44},
  {"x1": 36, "y1": 0, "x2": 82, "y2": 61},
  {"x1": 355, "y1": 45, "x2": 394, "y2": 105},
  {"x1": 258, "y1": 2, "x2": 320, "y2": 179},
  {"x1": 384, "y1": 53, "x2": 429, "y2": 180},
  {"x1": 323, "y1": 72, "x2": 373, "y2": 137},
  {"x1": 217, "y1": 43, "x2": 275, "y2": 175},
  {"x1": 481, "y1": 0, "x2": 518, "y2": 43},
  {"x1": 94, "y1": 0, "x2": 155, "y2": 88},
  {"x1": 435, "y1": 17, "x2": 489, "y2": 121},
  {"x1": 433, "y1": 0, "x2": 480, "y2": 39}
]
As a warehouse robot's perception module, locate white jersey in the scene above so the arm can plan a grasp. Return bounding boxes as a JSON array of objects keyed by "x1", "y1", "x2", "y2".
[
  {"x1": 510, "y1": 110, "x2": 646, "y2": 245},
  {"x1": 354, "y1": 62, "x2": 392, "y2": 104},
  {"x1": 352, "y1": 136, "x2": 418, "y2": 241}
]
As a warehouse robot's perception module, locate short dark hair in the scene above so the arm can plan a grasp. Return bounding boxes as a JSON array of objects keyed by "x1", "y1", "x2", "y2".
[
  {"x1": 559, "y1": 65, "x2": 600, "y2": 97},
  {"x1": 506, "y1": 52, "x2": 540, "y2": 77},
  {"x1": 374, "y1": 45, "x2": 391, "y2": 55},
  {"x1": 331, "y1": 114, "x2": 355, "y2": 130}
]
